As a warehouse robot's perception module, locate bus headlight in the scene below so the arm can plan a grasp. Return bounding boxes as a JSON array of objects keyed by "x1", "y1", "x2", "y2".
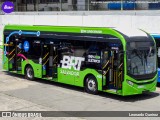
[{"x1": 127, "y1": 80, "x2": 134, "y2": 86}]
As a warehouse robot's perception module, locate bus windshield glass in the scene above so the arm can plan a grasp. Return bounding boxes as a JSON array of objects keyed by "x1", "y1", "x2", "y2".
[{"x1": 127, "y1": 41, "x2": 156, "y2": 76}]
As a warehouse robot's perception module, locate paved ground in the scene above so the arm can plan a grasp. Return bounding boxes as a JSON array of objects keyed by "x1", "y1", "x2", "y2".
[{"x1": 0, "y1": 48, "x2": 160, "y2": 120}]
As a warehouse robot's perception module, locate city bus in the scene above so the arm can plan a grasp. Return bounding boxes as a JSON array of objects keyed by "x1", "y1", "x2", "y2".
[
  {"x1": 2, "y1": 25, "x2": 157, "y2": 96},
  {"x1": 151, "y1": 34, "x2": 160, "y2": 83}
]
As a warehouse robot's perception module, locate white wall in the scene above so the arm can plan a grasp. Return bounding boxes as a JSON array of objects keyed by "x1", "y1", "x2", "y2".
[
  {"x1": 1, "y1": 13, "x2": 160, "y2": 45},
  {"x1": 0, "y1": 15, "x2": 4, "y2": 45}
]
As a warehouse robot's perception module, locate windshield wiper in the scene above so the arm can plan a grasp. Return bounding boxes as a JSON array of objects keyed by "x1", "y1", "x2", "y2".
[
  {"x1": 144, "y1": 50, "x2": 148, "y2": 65},
  {"x1": 144, "y1": 47, "x2": 153, "y2": 66}
]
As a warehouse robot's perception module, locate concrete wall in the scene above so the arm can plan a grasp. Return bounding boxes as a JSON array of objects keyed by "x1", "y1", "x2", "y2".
[{"x1": 0, "y1": 12, "x2": 160, "y2": 45}]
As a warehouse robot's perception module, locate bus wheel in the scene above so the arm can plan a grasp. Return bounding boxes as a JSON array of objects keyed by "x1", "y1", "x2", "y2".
[
  {"x1": 85, "y1": 75, "x2": 98, "y2": 94},
  {"x1": 25, "y1": 66, "x2": 34, "y2": 80}
]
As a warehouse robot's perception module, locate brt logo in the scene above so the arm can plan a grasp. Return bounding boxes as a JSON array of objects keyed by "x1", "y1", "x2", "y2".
[{"x1": 60, "y1": 56, "x2": 85, "y2": 71}]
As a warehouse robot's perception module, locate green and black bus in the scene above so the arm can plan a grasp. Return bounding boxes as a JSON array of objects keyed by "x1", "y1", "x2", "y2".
[{"x1": 2, "y1": 25, "x2": 157, "y2": 96}]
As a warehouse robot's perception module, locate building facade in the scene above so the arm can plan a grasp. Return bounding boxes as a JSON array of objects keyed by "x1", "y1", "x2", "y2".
[{"x1": 0, "y1": 0, "x2": 160, "y2": 12}]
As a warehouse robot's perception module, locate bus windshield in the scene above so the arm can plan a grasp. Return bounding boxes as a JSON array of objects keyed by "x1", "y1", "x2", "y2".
[{"x1": 127, "y1": 41, "x2": 156, "y2": 77}]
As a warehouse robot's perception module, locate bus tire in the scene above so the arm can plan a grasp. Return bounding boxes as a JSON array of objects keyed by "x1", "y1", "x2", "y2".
[
  {"x1": 85, "y1": 75, "x2": 98, "y2": 94},
  {"x1": 25, "y1": 65, "x2": 34, "y2": 80}
]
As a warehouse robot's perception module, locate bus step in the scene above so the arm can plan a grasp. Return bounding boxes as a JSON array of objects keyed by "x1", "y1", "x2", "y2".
[
  {"x1": 53, "y1": 73, "x2": 57, "y2": 78},
  {"x1": 43, "y1": 77, "x2": 53, "y2": 80},
  {"x1": 108, "y1": 84, "x2": 115, "y2": 89},
  {"x1": 47, "y1": 77, "x2": 52, "y2": 80},
  {"x1": 11, "y1": 71, "x2": 17, "y2": 73},
  {"x1": 102, "y1": 86, "x2": 108, "y2": 90},
  {"x1": 17, "y1": 67, "x2": 22, "y2": 71}
]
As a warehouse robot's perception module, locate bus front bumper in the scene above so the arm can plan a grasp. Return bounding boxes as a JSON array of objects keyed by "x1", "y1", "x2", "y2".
[{"x1": 121, "y1": 79, "x2": 157, "y2": 96}]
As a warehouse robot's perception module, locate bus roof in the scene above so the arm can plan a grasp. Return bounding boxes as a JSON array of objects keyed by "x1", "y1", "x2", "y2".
[
  {"x1": 114, "y1": 28, "x2": 148, "y2": 37},
  {"x1": 4, "y1": 25, "x2": 147, "y2": 38}
]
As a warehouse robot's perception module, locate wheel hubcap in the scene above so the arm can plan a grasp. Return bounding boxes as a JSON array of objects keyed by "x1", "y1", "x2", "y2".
[
  {"x1": 27, "y1": 68, "x2": 33, "y2": 78},
  {"x1": 88, "y1": 79, "x2": 96, "y2": 91}
]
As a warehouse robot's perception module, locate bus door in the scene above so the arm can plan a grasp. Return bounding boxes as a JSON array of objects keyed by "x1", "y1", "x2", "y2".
[
  {"x1": 102, "y1": 50, "x2": 123, "y2": 90},
  {"x1": 42, "y1": 43, "x2": 58, "y2": 79},
  {"x1": 49, "y1": 44, "x2": 58, "y2": 78},
  {"x1": 16, "y1": 39, "x2": 23, "y2": 72},
  {"x1": 6, "y1": 40, "x2": 15, "y2": 71},
  {"x1": 7, "y1": 38, "x2": 22, "y2": 72}
]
